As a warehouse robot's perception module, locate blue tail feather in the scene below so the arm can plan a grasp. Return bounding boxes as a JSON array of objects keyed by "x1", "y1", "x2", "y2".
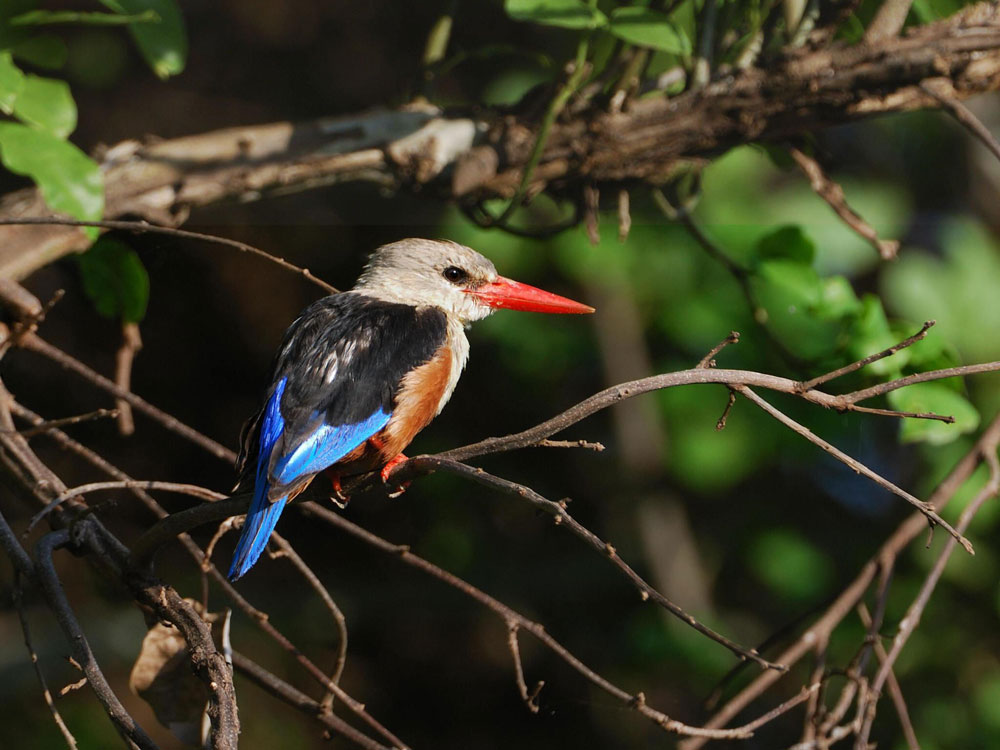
[
  {"x1": 228, "y1": 479, "x2": 288, "y2": 580},
  {"x1": 227, "y1": 373, "x2": 392, "y2": 580}
]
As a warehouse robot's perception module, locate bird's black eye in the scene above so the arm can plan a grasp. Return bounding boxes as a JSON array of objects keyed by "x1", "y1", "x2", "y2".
[{"x1": 443, "y1": 266, "x2": 468, "y2": 284}]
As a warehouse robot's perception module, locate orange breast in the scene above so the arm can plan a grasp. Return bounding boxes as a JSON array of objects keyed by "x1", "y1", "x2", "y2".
[{"x1": 379, "y1": 343, "x2": 453, "y2": 460}]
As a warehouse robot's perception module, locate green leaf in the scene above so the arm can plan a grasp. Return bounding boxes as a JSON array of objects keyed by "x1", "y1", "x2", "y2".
[
  {"x1": 11, "y1": 34, "x2": 68, "y2": 69},
  {"x1": 0, "y1": 122, "x2": 103, "y2": 224},
  {"x1": 888, "y1": 383, "x2": 980, "y2": 445},
  {"x1": 504, "y1": 0, "x2": 608, "y2": 29},
  {"x1": 849, "y1": 294, "x2": 904, "y2": 377},
  {"x1": 78, "y1": 237, "x2": 149, "y2": 322},
  {"x1": 815, "y1": 275, "x2": 862, "y2": 320},
  {"x1": 754, "y1": 224, "x2": 816, "y2": 264},
  {"x1": 9, "y1": 9, "x2": 159, "y2": 26},
  {"x1": 102, "y1": 0, "x2": 186, "y2": 78},
  {"x1": 608, "y1": 7, "x2": 690, "y2": 54},
  {"x1": 0, "y1": 51, "x2": 25, "y2": 114},
  {"x1": 11, "y1": 74, "x2": 76, "y2": 137},
  {"x1": 911, "y1": 0, "x2": 966, "y2": 23},
  {"x1": 753, "y1": 259, "x2": 822, "y2": 307}
]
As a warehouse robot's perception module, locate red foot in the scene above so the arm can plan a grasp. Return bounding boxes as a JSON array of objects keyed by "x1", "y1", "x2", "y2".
[
  {"x1": 323, "y1": 468, "x2": 350, "y2": 508},
  {"x1": 381, "y1": 453, "x2": 410, "y2": 498}
]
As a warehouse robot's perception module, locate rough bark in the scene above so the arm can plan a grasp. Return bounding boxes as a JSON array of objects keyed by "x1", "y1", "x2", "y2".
[{"x1": 2, "y1": 3, "x2": 999, "y2": 279}]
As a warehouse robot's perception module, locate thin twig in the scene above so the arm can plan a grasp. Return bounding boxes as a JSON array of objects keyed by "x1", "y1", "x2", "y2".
[
  {"x1": 856, "y1": 447, "x2": 1000, "y2": 746},
  {"x1": 27, "y1": 480, "x2": 226, "y2": 535},
  {"x1": 0, "y1": 217, "x2": 337, "y2": 294},
  {"x1": 798, "y1": 320, "x2": 934, "y2": 391},
  {"x1": 270, "y1": 532, "x2": 350, "y2": 713},
  {"x1": 698, "y1": 331, "x2": 740, "y2": 369},
  {"x1": 843, "y1": 361, "x2": 1000, "y2": 405},
  {"x1": 480, "y1": 34, "x2": 591, "y2": 227},
  {"x1": 230, "y1": 651, "x2": 395, "y2": 750},
  {"x1": 2, "y1": 408, "x2": 118, "y2": 438},
  {"x1": 299, "y1": 500, "x2": 796, "y2": 740},
  {"x1": 19, "y1": 332, "x2": 237, "y2": 463},
  {"x1": 849, "y1": 404, "x2": 953, "y2": 423},
  {"x1": 789, "y1": 146, "x2": 900, "y2": 260},
  {"x1": 681, "y1": 411, "x2": 1000, "y2": 749},
  {"x1": 534, "y1": 438, "x2": 605, "y2": 451},
  {"x1": 507, "y1": 623, "x2": 543, "y2": 713},
  {"x1": 394, "y1": 455, "x2": 784, "y2": 671},
  {"x1": 736, "y1": 385, "x2": 973, "y2": 553},
  {"x1": 13, "y1": 578, "x2": 80, "y2": 749},
  {"x1": 857, "y1": 604, "x2": 920, "y2": 750},
  {"x1": 114, "y1": 322, "x2": 142, "y2": 436},
  {"x1": 34, "y1": 530, "x2": 159, "y2": 750}
]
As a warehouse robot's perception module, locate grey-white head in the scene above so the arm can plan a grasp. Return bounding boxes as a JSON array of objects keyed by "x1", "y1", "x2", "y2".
[{"x1": 353, "y1": 238, "x2": 594, "y2": 322}]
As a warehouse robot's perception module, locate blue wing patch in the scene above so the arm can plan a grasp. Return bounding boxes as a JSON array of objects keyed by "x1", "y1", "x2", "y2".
[
  {"x1": 274, "y1": 408, "x2": 391, "y2": 485},
  {"x1": 228, "y1": 378, "x2": 391, "y2": 580}
]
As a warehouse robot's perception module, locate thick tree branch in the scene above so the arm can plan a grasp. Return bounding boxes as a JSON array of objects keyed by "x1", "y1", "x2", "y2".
[{"x1": 2, "y1": 4, "x2": 1000, "y2": 279}]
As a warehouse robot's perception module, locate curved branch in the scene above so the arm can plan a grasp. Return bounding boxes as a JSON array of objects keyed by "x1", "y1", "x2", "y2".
[{"x1": 34, "y1": 531, "x2": 159, "y2": 750}]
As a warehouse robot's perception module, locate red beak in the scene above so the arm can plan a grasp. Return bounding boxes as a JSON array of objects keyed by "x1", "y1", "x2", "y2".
[{"x1": 466, "y1": 276, "x2": 595, "y2": 314}]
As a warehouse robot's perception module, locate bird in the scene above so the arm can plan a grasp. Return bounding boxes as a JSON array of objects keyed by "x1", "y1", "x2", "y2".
[{"x1": 227, "y1": 238, "x2": 594, "y2": 580}]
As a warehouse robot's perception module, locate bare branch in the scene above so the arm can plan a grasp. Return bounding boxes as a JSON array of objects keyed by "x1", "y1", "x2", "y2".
[
  {"x1": 114, "y1": 322, "x2": 142, "y2": 436},
  {"x1": 229, "y1": 651, "x2": 395, "y2": 750},
  {"x1": 681, "y1": 411, "x2": 1000, "y2": 749},
  {"x1": 922, "y1": 79, "x2": 1000, "y2": 162},
  {"x1": 2, "y1": 408, "x2": 118, "y2": 437},
  {"x1": 843, "y1": 361, "x2": 1000, "y2": 404},
  {"x1": 857, "y1": 604, "x2": 920, "y2": 750},
  {"x1": 534, "y1": 438, "x2": 605, "y2": 451},
  {"x1": 27, "y1": 480, "x2": 227, "y2": 535},
  {"x1": 269, "y1": 532, "x2": 350, "y2": 713},
  {"x1": 397, "y1": 455, "x2": 784, "y2": 671},
  {"x1": 17, "y1": 332, "x2": 237, "y2": 463},
  {"x1": 299, "y1": 500, "x2": 798, "y2": 740},
  {"x1": 856, "y1": 447, "x2": 1000, "y2": 745},
  {"x1": 34, "y1": 530, "x2": 159, "y2": 750},
  {"x1": 798, "y1": 320, "x2": 935, "y2": 391},
  {"x1": 789, "y1": 147, "x2": 900, "y2": 259},
  {"x1": 13, "y1": 580, "x2": 79, "y2": 749},
  {"x1": 506, "y1": 623, "x2": 543, "y2": 714},
  {"x1": 737, "y1": 385, "x2": 973, "y2": 553},
  {"x1": 0, "y1": 217, "x2": 338, "y2": 294},
  {"x1": 698, "y1": 331, "x2": 741, "y2": 369}
]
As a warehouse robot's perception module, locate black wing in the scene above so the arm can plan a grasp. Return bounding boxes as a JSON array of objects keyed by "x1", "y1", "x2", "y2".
[{"x1": 236, "y1": 292, "x2": 448, "y2": 491}]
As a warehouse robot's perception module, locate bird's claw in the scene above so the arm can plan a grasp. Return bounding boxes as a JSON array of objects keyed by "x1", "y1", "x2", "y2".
[
  {"x1": 324, "y1": 469, "x2": 351, "y2": 508},
  {"x1": 381, "y1": 454, "x2": 410, "y2": 498}
]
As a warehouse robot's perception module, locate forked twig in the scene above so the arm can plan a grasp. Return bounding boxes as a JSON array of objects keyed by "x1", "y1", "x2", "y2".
[
  {"x1": 737, "y1": 385, "x2": 973, "y2": 554},
  {"x1": 798, "y1": 320, "x2": 934, "y2": 392}
]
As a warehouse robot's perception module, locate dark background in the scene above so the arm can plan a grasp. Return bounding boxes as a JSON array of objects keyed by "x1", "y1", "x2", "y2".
[{"x1": 1, "y1": 2, "x2": 999, "y2": 749}]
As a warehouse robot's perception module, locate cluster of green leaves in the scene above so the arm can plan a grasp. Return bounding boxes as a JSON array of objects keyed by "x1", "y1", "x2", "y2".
[
  {"x1": 0, "y1": 1, "x2": 185, "y2": 226},
  {"x1": 0, "y1": 1, "x2": 185, "y2": 324},
  {"x1": 505, "y1": 0, "x2": 690, "y2": 55}
]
